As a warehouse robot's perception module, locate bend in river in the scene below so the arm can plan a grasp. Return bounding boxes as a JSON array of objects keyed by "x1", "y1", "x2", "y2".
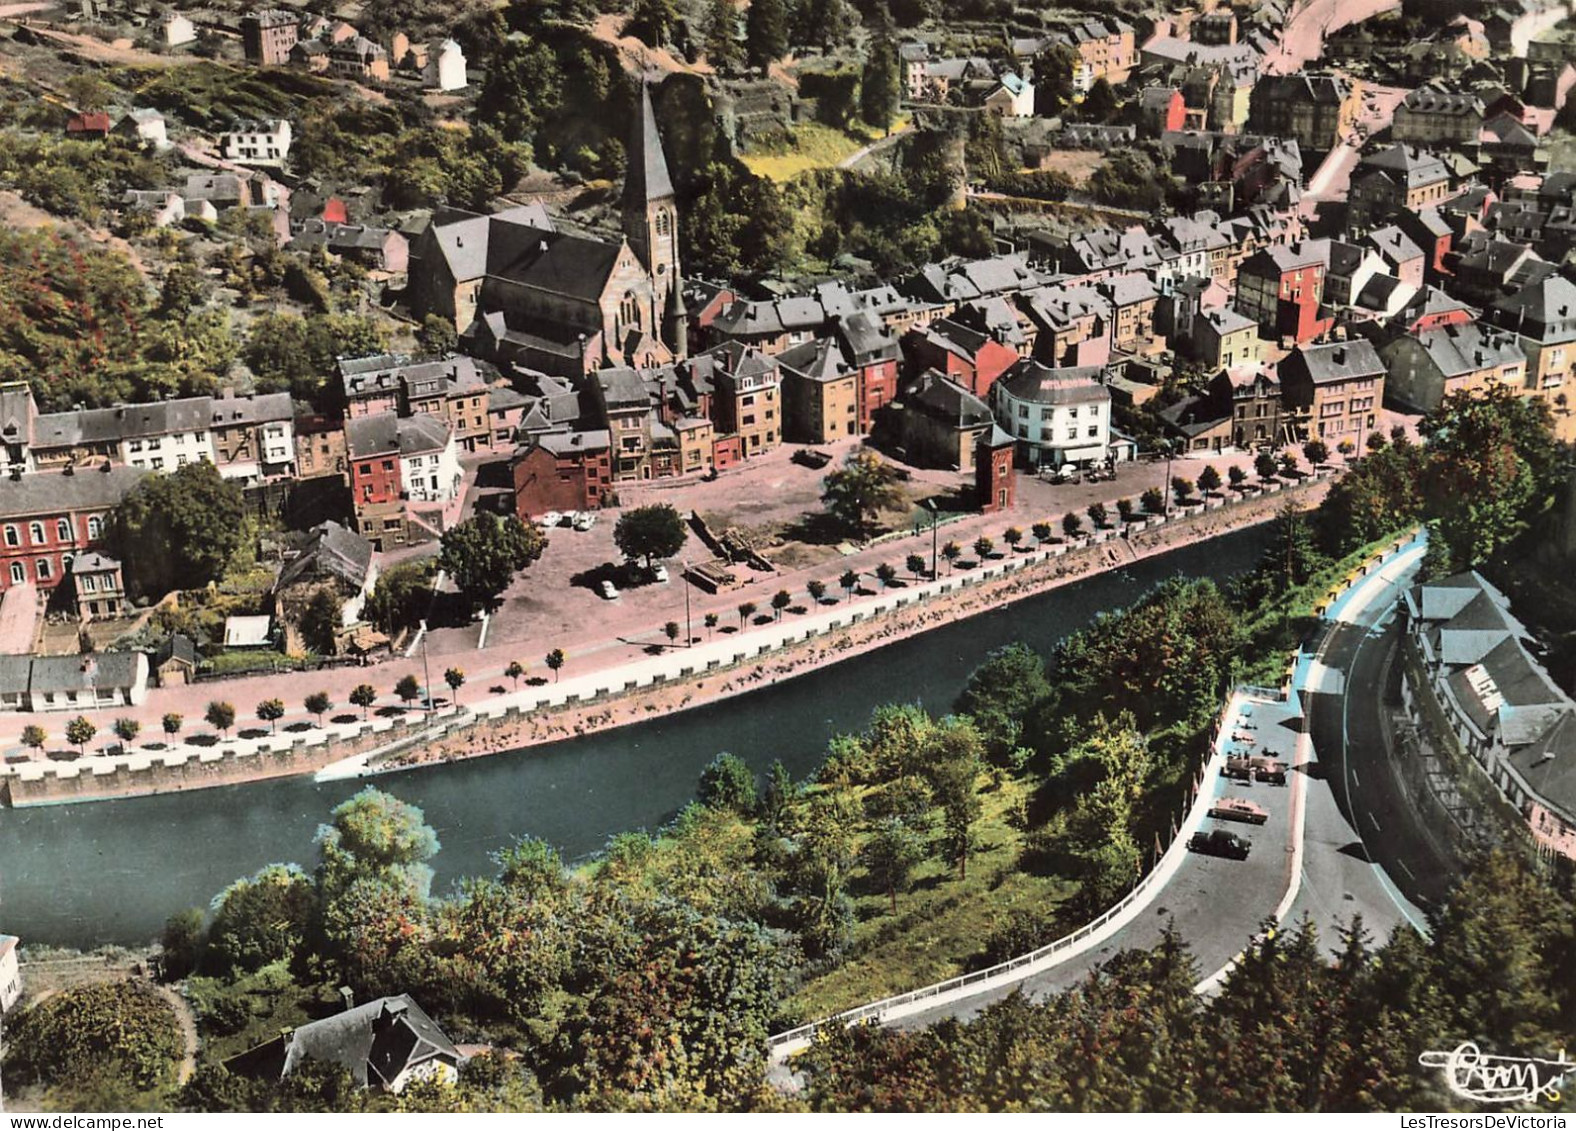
[{"x1": 5, "y1": 526, "x2": 1271, "y2": 948}]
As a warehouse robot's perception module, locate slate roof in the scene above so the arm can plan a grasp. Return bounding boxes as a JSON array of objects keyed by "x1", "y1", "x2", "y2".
[
  {"x1": 29, "y1": 651, "x2": 141, "y2": 694},
  {"x1": 905, "y1": 372, "x2": 993, "y2": 427},
  {"x1": 625, "y1": 82, "x2": 675, "y2": 207},
  {"x1": 230, "y1": 996, "x2": 463, "y2": 1091},
  {"x1": 1412, "y1": 323, "x2": 1526, "y2": 377},
  {"x1": 1490, "y1": 274, "x2": 1576, "y2": 344},
  {"x1": 1358, "y1": 144, "x2": 1451, "y2": 188},
  {"x1": 0, "y1": 466, "x2": 145, "y2": 520},
  {"x1": 1281, "y1": 339, "x2": 1384, "y2": 385},
  {"x1": 345, "y1": 413, "x2": 451, "y2": 459},
  {"x1": 275, "y1": 520, "x2": 375, "y2": 592},
  {"x1": 535, "y1": 429, "x2": 610, "y2": 455}
]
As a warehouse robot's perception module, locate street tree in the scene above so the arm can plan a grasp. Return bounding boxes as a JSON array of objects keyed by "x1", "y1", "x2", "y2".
[
  {"x1": 112, "y1": 716, "x2": 141, "y2": 753},
  {"x1": 1141, "y1": 486, "x2": 1165, "y2": 513},
  {"x1": 738, "y1": 600, "x2": 758, "y2": 628},
  {"x1": 162, "y1": 713, "x2": 183, "y2": 739},
  {"x1": 65, "y1": 715, "x2": 95, "y2": 755},
  {"x1": 505, "y1": 660, "x2": 525, "y2": 689},
  {"x1": 1366, "y1": 430, "x2": 1388, "y2": 452},
  {"x1": 875, "y1": 563, "x2": 897, "y2": 589},
  {"x1": 704, "y1": 612, "x2": 719, "y2": 638},
  {"x1": 1255, "y1": 452, "x2": 1278, "y2": 480},
  {"x1": 1116, "y1": 498, "x2": 1135, "y2": 523},
  {"x1": 1031, "y1": 521, "x2": 1053, "y2": 543},
  {"x1": 20, "y1": 724, "x2": 45, "y2": 754},
  {"x1": 1198, "y1": 465, "x2": 1222, "y2": 495},
  {"x1": 664, "y1": 621, "x2": 681, "y2": 646},
  {"x1": 974, "y1": 535, "x2": 994, "y2": 559},
  {"x1": 545, "y1": 648, "x2": 566, "y2": 682},
  {"x1": 1172, "y1": 476, "x2": 1194, "y2": 504},
  {"x1": 771, "y1": 589, "x2": 793, "y2": 619},
  {"x1": 395, "y1": 674, "x2": 422, "y2": 706},
  {"x1": 444, "y1": 667, "x2": 466, "y2": 701},
  {"x1": 807, "y1": 579, "x2": 827, "y2": 604},
  {"x1": 305, "y1": 692, "x2": 332, "y2": 725},
  {"x1": 840, "y1": 569, "x2": 859, "y2": 599},
  {"x1": 1279, "y1": 451, "x2": 1300, "y2": 478},
  {"x1": 1003, "y1": 527, "x2": 1023, "y2": 549},
  {"x1": 349, "y1": 684, "x2": 377, "y2": 719},
  {"x1": 822, "y1": 451, "x2": 905, "y2": 539},
  {"x1": 1063, "y1": 512, "x2": 1083, "y2": 537},
  {"x1": 942, "y1": 541, "x2": 961, "y2": 571},
  {"x1": 205, "y1": 701, "x2": 235, "y2": 737},
  {"x1": 1088, "y1": 501, "x2": 1108, "y2": 528},
  {"x1": 1228, "y1": 465, "x2": 1248, "y2": 490},
  {"x1": 613, "y1": 504, "x2": 687, "y2": 570},
  {"x1": 1304, "y1": 440, "x2": 1330, "y2": 466},
  {"x1": 438, "y1": 514, "x2": 546, "y2": 614},
  {"x1": 256, "y1": 698, "x2": 285, "y2": 734}
]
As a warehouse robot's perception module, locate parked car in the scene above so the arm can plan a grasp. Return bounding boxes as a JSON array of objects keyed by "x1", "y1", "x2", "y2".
[
  {"x1": 538, "y1": 511, "x2": 562, "y2": 529},
  {"x1": 1251, "y1": 757, "x2": 1288, "y2": 785},
  {"x1": 572, "y1": 512, "x2": 596, "y2": 531},
  {"x1": 599, "y1": 579, "x2": 620, "y2": 600},
  {"x1": 1189, "y1": 828, "x2": 1251, "y2": 859},
  {"x1": 1209, "y1": 797, "x2": 1269, "y2": 825}
]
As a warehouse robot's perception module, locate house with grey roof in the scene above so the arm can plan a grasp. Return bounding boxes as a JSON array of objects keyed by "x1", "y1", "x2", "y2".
[
  {"x1": 11, "y1": 651, "x2": 150, "y2": 713},
  {"x1": 1402, "y1": 571, "x2": 1576, "y2": 860},
  {"x1": 990, "y1": 359, "x2": 1114, "y2": 469},
  {"x1": 1381, "y1": 322, "x2": 1527, "y2": 412},
  {"x1": 226, "y1": 995, "x2": 465, "y2": 1093}
]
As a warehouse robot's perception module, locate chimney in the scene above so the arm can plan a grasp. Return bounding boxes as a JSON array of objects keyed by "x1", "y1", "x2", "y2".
[
  {"x1": 339, "y1": 986, "x2": 355, "y2": 1012},
  {"x1": 1332, "y1": 346, "x2": 1347, "y2": 365}
]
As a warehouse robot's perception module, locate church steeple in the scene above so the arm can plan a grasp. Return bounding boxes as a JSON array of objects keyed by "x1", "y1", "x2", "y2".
[{"x1": 624, "y1": 79, "x2": 685, "y2": 357}]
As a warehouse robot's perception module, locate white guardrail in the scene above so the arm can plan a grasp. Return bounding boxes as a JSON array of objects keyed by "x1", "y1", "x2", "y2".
[{"x1": 766, "y1": 684, "x2": 1272, "y2": 1059}]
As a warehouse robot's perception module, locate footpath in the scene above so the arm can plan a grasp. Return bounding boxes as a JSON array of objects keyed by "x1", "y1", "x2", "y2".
[{"x1": 0, "y1": 474, "x2": 1335, "y2": 806}]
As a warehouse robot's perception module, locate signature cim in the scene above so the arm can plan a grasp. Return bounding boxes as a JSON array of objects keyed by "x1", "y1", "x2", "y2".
[{"x1": 1419, "y1": 1042, "x2": 1576, "y2": 1104}]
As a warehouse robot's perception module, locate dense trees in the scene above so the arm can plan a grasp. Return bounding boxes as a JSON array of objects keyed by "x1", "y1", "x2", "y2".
[
  {"x1": 798, "y1": 850, "x2": 1576, "y2": 1113},
  {"x1": 745, "y1": 0, "x2": 789, "y2": 73},
  {"x1": 860, "y1": 32, "x2": 901, "y2": 132},
  {"x1": 4, "y1": 982, "x2": 184, "y2": 1096},
  {"x1": 439, "y1": 514, "x2": 547, "y2": 613},
  {"x1": 109, "y1": 462, "x2": 247, "y2": 598},
  {"x1": 243, "y1": 312, "x2": 388, "y2": 404}
]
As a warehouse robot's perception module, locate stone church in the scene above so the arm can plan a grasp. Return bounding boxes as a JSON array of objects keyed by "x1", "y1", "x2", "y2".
[{"x1": 408, "y1": 83, "x2": 687, "y2": 377}]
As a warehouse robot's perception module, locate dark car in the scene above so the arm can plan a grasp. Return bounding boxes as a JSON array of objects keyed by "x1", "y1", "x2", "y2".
[{"x1": 1189, "y1": 827, "x2": 1251, "y2": 860}]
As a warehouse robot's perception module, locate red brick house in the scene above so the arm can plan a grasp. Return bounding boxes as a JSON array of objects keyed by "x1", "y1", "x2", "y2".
[
  {"x1": 1140, "y1": 86, "x2": 1187, "y2": 135},
  {"x1": 0, "y1": 467, "x2": 145, "y2": 596},
  {"x1": 976, "y1": 426, "x2": 1016, "y2": 513},
  {"x1": 835, "y1": 312, "x2": 901, "y2": 431},
  {"x1": 511, "y1": 431, "x2": 612, "y2": 518},
  {"x1": 1233, "y1": 241, "x2": 1333, "y2": 344},
  {"x1": 902, "y1": 320, "x2": 1020, "y2": 399},
  {"x1": 65, "y1": 112, "x2": 112, "y2": 139}
]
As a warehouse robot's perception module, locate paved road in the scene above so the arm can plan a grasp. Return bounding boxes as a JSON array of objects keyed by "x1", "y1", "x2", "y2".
[{"x1": 1307, "y1": 611, "x2": 1463, "y2": 912}]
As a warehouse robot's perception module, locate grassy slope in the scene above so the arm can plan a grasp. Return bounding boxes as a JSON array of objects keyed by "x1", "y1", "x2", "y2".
[{"x1": 741, "y1": 116, "x2": 910, "y2": 181}]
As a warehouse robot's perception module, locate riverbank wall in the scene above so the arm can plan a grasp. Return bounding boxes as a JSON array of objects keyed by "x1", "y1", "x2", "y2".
[{"x1": 1, "y1": 474, "x2": 1335, "y2": 808}]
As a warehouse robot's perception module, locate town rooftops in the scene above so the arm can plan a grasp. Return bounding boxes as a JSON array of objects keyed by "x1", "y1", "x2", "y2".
[
  {"x1": 904, "y1": 371, "x2": 993, "y2": 427},
  {"x1": 1490, "y1": 273, "x2": 1576, "y2": 344},
  {"x1": 1400, "y1": 87, "x2": 1485, "y2": 116},
  {"x1": 1356, "y1": 144, "x2": 1452, "y2": 189},
  {"x1": 70, "y1": 551, "x2": 119, "y2": 573},
  {"x1": 210, "y1": 392, "x2": 293, "y2": 428},
  {"x1": 28, "y1": 651, "x2": 143, "y2": 694},
  {"x1": 535, "y1": 429, "x2": 610, "y2": 456}
]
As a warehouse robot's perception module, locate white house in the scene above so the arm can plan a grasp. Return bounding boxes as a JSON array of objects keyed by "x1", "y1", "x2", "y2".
[
  {"x1": 221, "y1": 119, "x2": 293, "y2": 166},
  {"x1": 161, "y1": 11, "x2": 196, "y2": 45},
  {"x1": 990, "y1": 358, "x2": 1113, "y2": 469},
  {"x1": 117, "y1": 399, "x2": 217, "y2": 472},
  {"x1": 0, "y1": 935, "x2": 20, "y2": 1013},
  {"x1": 984, "y1": 73, "x2": 1035, "y2": 117},
  {"x1": 396, "y1": 415, "x2": 461, "y2": 504},
  {"x1": 425, "y1": 38, "x2": 466, "y2": 91},
  {"x1": 117, "y1": 108, "x2": 169, "y2": 149}
]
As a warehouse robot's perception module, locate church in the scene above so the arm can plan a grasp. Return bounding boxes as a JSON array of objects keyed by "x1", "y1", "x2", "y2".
[{"x1": 407, "y1": 83, "x2": 687, "y2": 377}]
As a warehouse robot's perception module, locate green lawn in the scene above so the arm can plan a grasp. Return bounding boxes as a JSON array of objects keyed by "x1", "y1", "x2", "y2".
[{"x1": 741, "y1": 117, "x2": 909, "y2": 181}]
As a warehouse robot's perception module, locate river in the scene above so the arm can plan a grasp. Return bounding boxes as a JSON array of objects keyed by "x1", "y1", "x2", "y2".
[{"x1": 2, "y1": 526, "x2": 1271, "y2": 948}]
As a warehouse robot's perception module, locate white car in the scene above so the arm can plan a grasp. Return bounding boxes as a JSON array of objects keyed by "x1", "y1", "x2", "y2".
[
  {"x1": 538, "y1": 511, "x2": 562, "y2": 529},
  {"x1": 599, "y1": 579, "x2": 620, "y2": 600},
  {"x1": 652, "y1": 564, "x2": 669, "y2": 583},
  {"x1": 572, "y1": 512, "x2": 596, "y2": 531}
]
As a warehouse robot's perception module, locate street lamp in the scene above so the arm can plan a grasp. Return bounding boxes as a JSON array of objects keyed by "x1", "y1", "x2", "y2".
[
  {"x1": 418, "y1": 620, "x2": 434, "y2": 713},
  {"x1": 682, "y1": 558, "x2": 692, "y2": 647}
]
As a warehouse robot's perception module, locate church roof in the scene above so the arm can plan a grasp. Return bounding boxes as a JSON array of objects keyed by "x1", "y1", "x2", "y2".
[{"x1": 625, "y1": 82, "x2": 674, "y2": 207}]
